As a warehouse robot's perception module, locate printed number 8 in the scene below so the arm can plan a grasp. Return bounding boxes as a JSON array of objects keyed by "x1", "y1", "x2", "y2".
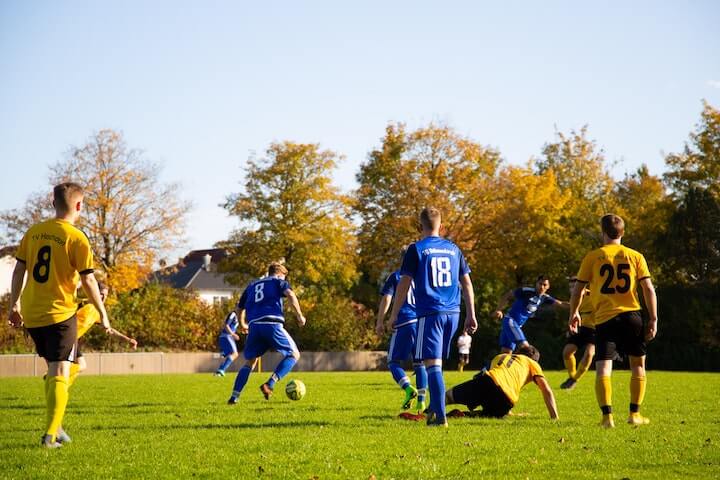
[
  {"x1": 254, "y1": 283, "x2": 265, "y2": 302},
  {"x1": 32, "y1": 246, "x2": 52, "y2": 283}
]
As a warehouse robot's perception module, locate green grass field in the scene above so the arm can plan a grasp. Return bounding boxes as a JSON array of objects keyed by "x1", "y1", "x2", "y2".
[{"x1": 1, "y1": 370, "x2": 719, "y2": 479}]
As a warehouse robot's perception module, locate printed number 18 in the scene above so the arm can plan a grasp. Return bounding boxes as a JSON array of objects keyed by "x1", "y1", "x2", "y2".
[{"x1": 431, "y1": 257, "x2": 452, "y2": 287}]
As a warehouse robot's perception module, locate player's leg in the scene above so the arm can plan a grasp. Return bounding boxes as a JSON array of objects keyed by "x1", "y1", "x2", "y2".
[
  {"x1": 413, "y1": 361, "x2": 427, "y2": 413},
  {"x1": 594, "y1": 319, "x2": 616, "y2": 427},
  {"x1": 229, "y1": 326, "x2": 264, "y2": 403},
  {"x1": 575, "y1": 342, "x2": 595, "y2": 381},
  {"x1": 390, "y1": 324, "x2": 420, "y2": 409},
  {"x1": 499, "y1": 318, "x2": 519, "y2": 354},
  {"x1": 425, "y1": 313, "x2": 459, "y2": 427},
  {"x1": 229, "y1": 357, "x2": 258, "y2": 404},
  {"x1": 560, "y1": 341, "x2": 578, "y2": 389},
  {"x1": 216, "y1": 336, "x2": 239, "y2": 376},
  {"x1": 628, "y1": 355, "x2": 649, "y2": 424},
  {"x1": 262, "y1": 325, "x2": 300, "y2": 398}
]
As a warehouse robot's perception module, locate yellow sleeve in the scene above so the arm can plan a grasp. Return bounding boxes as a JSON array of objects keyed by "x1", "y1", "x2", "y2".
[
  {"x1": 636, "y1": 253, "x2": 651, "y2": 280},
  {"x1": 70, "y1": 231, "x2": 94, "y2": 273},
  {"x1": 576, "y1": 252, "x2": 594, "y2": 283},
  {"x1": 16, "y1": 231, "x2": 29, "y2": 263},
  {"x1": 528, "y1": 358, "x2": 544, "y2": 378}
]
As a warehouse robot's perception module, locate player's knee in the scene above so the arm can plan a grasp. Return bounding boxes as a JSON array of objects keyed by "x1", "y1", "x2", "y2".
[
  {"x1": 292, "y1": 351, "x2": 300, "y2": 361},
  {"x1": 229, "y1": 352, "x2": 239, "y2": 360}
]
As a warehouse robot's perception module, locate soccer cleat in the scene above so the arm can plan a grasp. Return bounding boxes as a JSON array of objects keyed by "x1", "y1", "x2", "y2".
[
  {"x1": 214, "y1": 370, "x2": 225, "y2": 377},
  {"x1": 627, "y1": 413, "x2": 650, "y2": 425},
  {"x1": 398, "y1": 412, "x2": 425, "y2": 421},
  {"x1": 447, "y1": 409, "x2": 466, "y2": 418},
  {"x1": 401, "y1": 385, "x2": 418, "y2": 410},
  {"x1": 426, "y1": 412, "x2": 449, "y2": 428},
  {"x1": 599, "y1": 414, "x2": 615, "y2": 429},
  {"x1": 40, "y1": 434, "x2": 62, "y2": 449},
  {"x1": 416, "y1": 400, "x2": 427, "y2": 415},
  {"x1": 227, "y1": 396, "x2": 238, "y2": 405},
  {"x1": 560, "y1": 378, "x2": 577, "y2": 390},
  {"x1": 56, "y1": 428, "x2": 72, "y2": 444},
  {"x1": 259, "y1": 383, "x2": 273, "y2": 400}
]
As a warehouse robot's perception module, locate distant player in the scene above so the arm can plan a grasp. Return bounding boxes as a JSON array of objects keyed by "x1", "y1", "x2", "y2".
[
  {"x1": 560, "y1": 276, "x2": 595, "y2": 389},
  {"x1": 7, "y1": 182, "x2": 112, "y2": 448},
  {"x1": 569, "y1": 214, "x2": 658, "y2": 428},
  {"x1": 494, "y1": 275, "x2": 566, "y2": 354},
  {"x1": 214, "y1": 310, "x2": 242, "y2": 376},
  {"x1": 388, "y1": 207, "x2": 477, "y2": 427},
  {"x1": 376, "y1": 262, "x2": 428, "y2": 413},
  {"x1": 456, "y1": 330, "x2": 472, "y2": 372},
  {"x1": 228, "y1": 262, "x2": 306, "y2": 404},
  {"x1": 444, "y1": 344, "x2": 558, "y2": 420}
]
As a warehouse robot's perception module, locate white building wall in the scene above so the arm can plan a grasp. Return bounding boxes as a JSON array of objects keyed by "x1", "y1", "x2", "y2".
[
  {"x1": 198, "y1": 289, "x2": 235, "y2": 305},
  {"x1": 0, "y1": 256, "x2": 16, "y2": 296}
]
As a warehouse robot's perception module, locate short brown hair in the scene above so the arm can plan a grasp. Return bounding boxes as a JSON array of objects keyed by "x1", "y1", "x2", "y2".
[
  {"x1": 267, "y1": 262, "x2": 288, "y2": 276},
  {"x1": 516, "y1": 344, "x2": 540, "y2": 362},
  {"x1": 419, "y1": 207, "x2": 441, "y2": 231},
  {"x1": 601, "y1": 214, "x2": 625, "y2": 239},
  {"x1": 53, "y1": 182, "x2": 84, "y2": 214}
]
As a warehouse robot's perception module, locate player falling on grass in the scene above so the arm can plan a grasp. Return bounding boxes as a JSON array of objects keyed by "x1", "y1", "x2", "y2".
[
  {"x1": 444, "y1": 344, "x2": 558, "y2": 420},
  {"x1": 7, "y1": 182, "x2": 112, "y2": 448},
  {"x1": 569, "y1": 214, "x2": 658, "y2": 428},
  {"x1": 376, "y1": 259, "x2": 428, "y2": 414},
  {"x1": 494, "y1": 275, "x2": 566, "y2": 354},
  {"x1": 214, "y1": 310, "x2": 241, "y2": 377},
  {"x1": 228, "y1": 262, "x2": 306, "y2": 404},
  {"x1": 388, "y1": 207, "x2": 477, "y2": 427},
  {"x1": 560, "y1": 276, "x2": 595, "y2": 390}
]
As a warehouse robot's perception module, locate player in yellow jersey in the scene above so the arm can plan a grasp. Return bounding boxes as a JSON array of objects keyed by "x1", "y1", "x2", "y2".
[
  {"x1": 441, "y1": 345, "x2": 558, "y2": 420},
  {"x1": 7, "y1": 182, "x2": 112, "y2": 448},
  {"x1": 569, "y1": 214, "x2": 658, "y2": 428},
  {"x1": 560, "y1": 276, "x2": 595, "y2": 390}
]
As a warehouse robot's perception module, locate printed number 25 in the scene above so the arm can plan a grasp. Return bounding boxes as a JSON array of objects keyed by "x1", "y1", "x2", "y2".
[{"x1": 599, "y1": 263, "x2": 631, "y2": 294}]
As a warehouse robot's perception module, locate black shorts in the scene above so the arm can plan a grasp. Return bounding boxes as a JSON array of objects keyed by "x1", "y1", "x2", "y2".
[
  {"x1": 566, "y1": 326, "x2": 596, "y2": 349},
  {"x1": 459, "y1": 353, "x2": 470, "y2": 364},
  {"x1": 449, "y1": 373, "x2": 513, "y2": 418},
  {"x1": 595, "y1": 311, "x2": 646, "y2": 361},
  {"x1": 26, "y1": 316, "x2": 78, "y2": 362}
]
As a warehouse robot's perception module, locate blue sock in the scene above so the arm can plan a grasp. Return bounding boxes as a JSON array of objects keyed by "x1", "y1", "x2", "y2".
[
  {"x1": 427, "y1": 364, "x2": 445, "y2": 419},
  {"x1": 231, "y1": 365, "x2": 252, "y2": 398},
  {"x1": 218, "y1": 356, "x2": 234, "y2": 373},
  {"x1": 389, "y1": 362, "x2": 410, "y2": 389},
  {"x1": 267, "y1": 356, "x2": 297, "y2": 389},
  {"x1": 414, "y1": 363, "x2": 428, "y2": 402}
]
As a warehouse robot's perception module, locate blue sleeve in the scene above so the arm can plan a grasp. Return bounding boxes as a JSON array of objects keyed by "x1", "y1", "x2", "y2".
[
  {"x1": 400, "y1": 244, "x2": 419, "y2": 277},
  {"x1": 237, "y1": 287, "x2": 248, "y2": 309},
  {"x1": 280, "y1": 279, "x2": 291, "y2": 296},
  {"x1": 459, "y1": 251, "x2": 470, "y2": 276},
  {"x1": 380, "y1": 273, "x2": 396, "y2": 296},
  {"x1": 544, "y1": 295, "x2": 557, "y2": 305},
  {"x1": 513, "y1": 288, "x2": 523, "y2": 299}
]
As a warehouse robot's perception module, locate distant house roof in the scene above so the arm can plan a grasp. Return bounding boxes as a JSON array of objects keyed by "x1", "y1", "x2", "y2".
[{"x1": 152, "y1": 248, "x2": 239, "y2": 292}]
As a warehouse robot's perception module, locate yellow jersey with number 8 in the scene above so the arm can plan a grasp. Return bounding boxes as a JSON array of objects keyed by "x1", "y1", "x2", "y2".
[
  {"x1": 16, "y1": 219, "x2": 94, "y2": 328},
  {"x1": 576, "y1": 244, "x2": 650, "y2": 326}
]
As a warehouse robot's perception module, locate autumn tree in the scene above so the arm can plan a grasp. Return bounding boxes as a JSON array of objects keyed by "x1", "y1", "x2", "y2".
[
  {"x1": 0, "y1": 129, "x2": 189, "y2": 292},
  {"x1": 664, "y1": 101, "x2": 720, "y2": 199}
]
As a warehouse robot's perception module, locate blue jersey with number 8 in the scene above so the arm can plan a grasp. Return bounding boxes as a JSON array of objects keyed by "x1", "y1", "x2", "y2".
[
  {"x1": 237, "y1": 276, "x2": 290, "y2": 324},
  {"x1": 400, "y1": 236, "x2": 470, "y2": 317}
]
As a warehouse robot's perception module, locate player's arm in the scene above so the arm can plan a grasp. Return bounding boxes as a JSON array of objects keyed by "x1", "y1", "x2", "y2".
[
  {"x1": 534, "y1": 376, "x2": 559, "y2": 420},
  {"x1": 235, "y1": 308, "x2": 248, "y2": 334},
  {"x1": 388, "y1": 275, "x2": 411, "y2": 327},
  {"x1": 460, "y1": 273, "x2": 477, "y2": 334},
  {"x1": 224, "y1": 319, "x2": 240, "y2": 340},
  {"x1": 107, "y1": 327, "x2": 138, "y2": 349},
  {"x1": 285, "y1": 288, "x2": 306, "y2": 326},
  {"x1": 80, "y1": 272, "x2": 112, "y2": 333},
  {"x1": 493, "y1": 289, "x2": 514, "y2": 320},
  {"x1": 568, "y1": 281, "x2": 586, "y2": 334},
  {"x1": 376, "y1": 294, "x2": 393, "y2": 336},
  {"x1": 639, "y1": 278, "x2": 658, "y2": 341},
  {"x1": 7, "y1": 260, "x2": 26, "y2": 327}
]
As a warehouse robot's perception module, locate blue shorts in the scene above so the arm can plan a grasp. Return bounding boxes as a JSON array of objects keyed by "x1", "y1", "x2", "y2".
[
  {"x1": 499, "y1": 316, "x2": 526, "y2": 351},
  {"x1": 218, "y1": 335, "x2": 237, "y2": 357},
  {"x1": 415, "y1": 313, "x2": 459, "y2": 361},
  {"x1": 388, "y1": 320, "x2": 419, "y2": 363},
  {"x1": 243, "y1": 322, "x2": 298, "y2": 360}
]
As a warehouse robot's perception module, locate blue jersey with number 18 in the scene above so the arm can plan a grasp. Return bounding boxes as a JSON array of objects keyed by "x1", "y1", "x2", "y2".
[
  {"x1": 237, "y1": 276, "x2": 290, "y2": 324},
  {"x1": 400, "y1": 236, "x2": 470, "y2": 317}
]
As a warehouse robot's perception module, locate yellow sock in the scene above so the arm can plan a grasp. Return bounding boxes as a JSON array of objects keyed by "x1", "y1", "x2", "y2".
[
  {"x1": 595, "y1": 375, "x2": 612, "y2": 411},
  {"x1": 68, "y1": 363, "x2": 81, "y2": 388},
  {"x1": 564, "y1": 355, "x2": 577, "y2": 379},
  {"x1": 46, "y1": 376, "x2": 70, "y2": 441},
  {"x1": 630, "y1": 375, "x2": 646, "y2": 412},
  {"x1": 574, "y1": 356, "x2": 592, "y2": 381}
]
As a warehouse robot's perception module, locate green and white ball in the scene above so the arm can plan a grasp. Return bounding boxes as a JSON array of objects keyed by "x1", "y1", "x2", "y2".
[{"x1": 285, "y1": 379, "x2": 306, "y2": 401}]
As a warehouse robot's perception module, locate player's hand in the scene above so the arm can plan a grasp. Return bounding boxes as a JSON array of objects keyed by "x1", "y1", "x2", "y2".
[
  {"x1": 129, "y1": 338, "x2": 138, "y2": 350},
  {"x1": 464, "y1": 315, "x2": 478, "y2": 335},
  {"x1": 101, "y1": 314, "x2": 112, "y2": 334},
  {"x1": 232, "y1": 333, "x2": 240, "y2": 341},
  {"x1": 297, "y1": 315, "x2": 306, "y2": 327},
  {"x1": 388, "y1": 313, "x2": 398, "y2": 330},
  {"x1": 493, "y1": 310, "x2": 503, "y2": 320},
  {"x1": 375, "y1": 322, "x2": 385, "y2": 336},
  {"x1": 568, "y1": 312, "x2": 581, "y2": 334},
  {"x1": 645, "y1": 319, "x2": 657, "y2": 341},
  {"x1": 8, "y1": 308, "x2": 23, "y2": 328}
]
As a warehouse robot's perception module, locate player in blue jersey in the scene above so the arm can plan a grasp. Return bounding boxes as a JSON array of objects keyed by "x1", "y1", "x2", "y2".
[
  {"x1": 214, "y1": 311, "x2": 242, "y2": 377},
  {"x1": 494, "y1": 275, "x2": 566, "y2": 354},
  {"x1": 388, "y1": 207, "x2": 477, "y2": 427},
  {"x1": 227, "y1": 262, "x2": 306, "y2": 404},
  {"x1": 376, "y1": 259, "x2": 428, "y2": 414}
]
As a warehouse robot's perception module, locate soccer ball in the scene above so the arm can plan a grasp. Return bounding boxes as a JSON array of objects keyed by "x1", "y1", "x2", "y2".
[{"x1": 285, "y1": 379, "x2": 306, "y2": 401}]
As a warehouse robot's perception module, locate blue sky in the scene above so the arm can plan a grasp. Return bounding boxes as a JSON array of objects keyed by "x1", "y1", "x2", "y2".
[{"x1": 1, "y1": 1, "x2": 719, "y2": 259}]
